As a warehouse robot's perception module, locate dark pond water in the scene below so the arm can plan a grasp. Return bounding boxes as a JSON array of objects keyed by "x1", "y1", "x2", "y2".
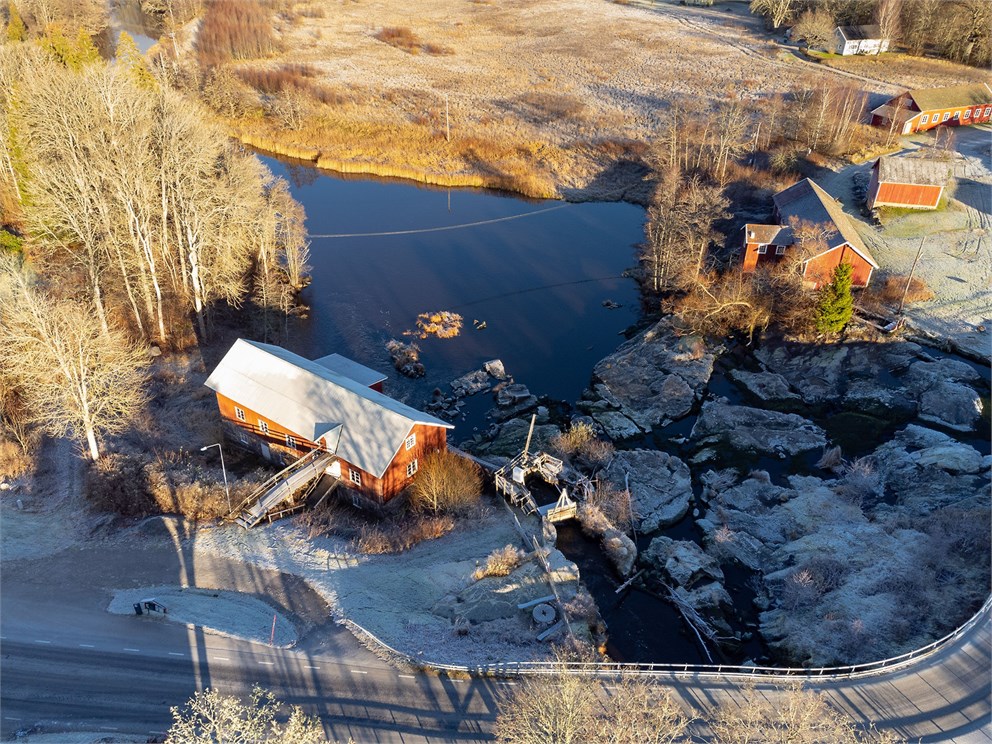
[
  {"x1": 102, "y1": 0, "x2": 159, "y2": 57},
  {"x1": 258, "y1": 155, "x2": 643, "y2": 414}
]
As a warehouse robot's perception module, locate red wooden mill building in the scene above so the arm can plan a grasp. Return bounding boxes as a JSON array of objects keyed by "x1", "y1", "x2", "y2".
[
  {"x1": 205, "y1": 339, "x2": 452, "y2": 507},
  {"x1": 741, "y1": 178, "x2": 878, "y2": 289}
]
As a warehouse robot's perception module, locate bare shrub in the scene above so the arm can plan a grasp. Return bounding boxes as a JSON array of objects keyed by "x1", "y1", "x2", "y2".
[
  {"x1": 197, "y1": 0, "x2": 277, "y2": 67},
  {"x1": 781, "y1": 567, "x2": 820, "y2": 610},
  {"x1": 816, "y1": 445, "x2": 843, "y2": 471},
  {"x1": 422, "y1": 43, "x2": 454, "y2": 56},
  {"x1": 861, "y1": 274, "x2": 935, "y2": 312},
  {"x1": 584, "y1": 482, "x2": 633, "y2": 533},
  {"x1": 834, "y1": 456, "x2": 883, "y2": 507},
  {"x1": 354, "y1": 514, "x2": 455, "y2": 554},
  {"x1": 518, "y1": 92, "x2": 587, "y2": 120},
  {"x1": 236, "y1": 63, "x2": 318, "y2": 94},
  {"x1": 551, "y1": 422, "x2": 614, "y2": 470},
  {"x1": 87, "y1": 453, "x2": 156, "y2": 517},
  {"x1": 801, "y1": 556, "x2": 849, "y2": 593},
  {"x1": 374, "y1": 26, "x2": 423, "y2": 54},
  {"x1": 473, "y1": 544, "x2": 526, "y2": 580},
  {"x1": 408, "y1": 449, "x2": 482, "y2": 515},
  {"x1": 0, "y1": 437, "x2": 32, "y2": 480}
]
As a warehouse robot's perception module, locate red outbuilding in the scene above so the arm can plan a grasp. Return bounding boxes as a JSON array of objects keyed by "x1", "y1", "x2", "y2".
[
  {"x1": 867, "y1": 156, "x2": 948, "y2": 211},
  {"x1": 741, "y1": 178, "x2": 879, "y2": 289},
  {"x1": 205, "y1": 339, "x2": 453, "y2": 508},
  {"x1": 871, "y1": 83, "x2": 992, "y2": 136}
]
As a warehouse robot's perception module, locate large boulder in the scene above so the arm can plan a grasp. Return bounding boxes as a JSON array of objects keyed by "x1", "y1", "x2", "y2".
[
  {"x1": 642, "y1": 537, "x2": 724, "y2": 589},
  {"x1": 469, "y1": 417, "x2": 560, "y2": 458},
  {"x1": 588, "y1": 320, "x2": 716, "y2": 433},
  {"x1": 691, "y1": 401, "x2": 827, "y2": 456},
  {"x1": 450, "y1": 369, "x2": 491, "y2": 397},
  {"x1": 918, "y1": 381, "x2": 984, "y2": 432},
  {"x1": 603, "y1": 450, "x2": 693, "y2": 532},
  {"x1": 729, "y1": 370, "x2": 800, "y2": 402}
]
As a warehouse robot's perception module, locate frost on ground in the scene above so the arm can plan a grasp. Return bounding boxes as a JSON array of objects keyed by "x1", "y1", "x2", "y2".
[
  {"x1": 191, "y1": 508, "x2": 577, "y2": 665},
  {"x1": 108, "y1": 586, "x2": 297, "y2": 647}
]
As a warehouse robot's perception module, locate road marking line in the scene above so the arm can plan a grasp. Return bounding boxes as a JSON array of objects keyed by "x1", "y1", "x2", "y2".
[
  {"x1": 500, "y1": 681, "x2": 518, "y2": 685},
  {"x1": 79, "y1": 644, "x2": 95, "y2": 648},
  {"x1": 258, "y1": 661, "x2": 275, "y2": 666},
  {"x1": 398, "y1": 674, "x2": 415, "y2": 679},
  {"x1": 123, "y1": 648, "x2": 140, "y2": 652},
  {"x1": 305, "y1": 665, "x2": 320, "y2": 670},
  {"x1": 212, "y1": 656, "x2": 230, "y2": 661},
  {"x1": 168, "y1": 652, "x2": 184, "y2": 657},
  {"x1": 99, "y1": 726, "x2": 119, "y2": 731},
  {"x1": 34, "y1": 640, "x2": 51, "y2": 644},
  {"x1": 350, "y1": 669, "x2": 368, "y2": 674},
  {"x1": 4, "y1": 717, "x2": 22, "y2": 721}
]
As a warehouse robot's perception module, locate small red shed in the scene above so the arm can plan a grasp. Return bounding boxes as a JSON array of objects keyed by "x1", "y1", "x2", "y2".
[
  {"x1": 867, "y1": 156, "x2": 948, "y2": 210},
  {"x1": 205, "y1": 340, "x2": 453, "y2": 508}
]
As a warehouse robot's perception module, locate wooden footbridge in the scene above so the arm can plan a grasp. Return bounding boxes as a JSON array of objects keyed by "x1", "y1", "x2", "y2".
[{"x1": 231, "y1": 449, "x2": 339, "y2": 529}]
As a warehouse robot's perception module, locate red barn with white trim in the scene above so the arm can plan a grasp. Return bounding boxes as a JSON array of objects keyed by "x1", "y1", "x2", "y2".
[{"x1": 871, "y1": 83, "x2": 992, "y2": 136}]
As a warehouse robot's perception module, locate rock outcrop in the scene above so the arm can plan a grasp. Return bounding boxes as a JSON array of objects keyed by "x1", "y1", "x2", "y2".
[
  {"x1": 603, "y1": 450, "x2": 693, "y2": 533},
  {"x1": 582, "y1": 320, "x2": 716, "y2": 437},
  {"x1": 691, "y1": 401, "x2": 827, "y2": 456}
]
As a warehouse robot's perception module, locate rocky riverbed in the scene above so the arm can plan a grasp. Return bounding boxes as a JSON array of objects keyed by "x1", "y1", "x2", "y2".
[{"x1": 457, "y1": 317, "x2": 990, "y2": 666}]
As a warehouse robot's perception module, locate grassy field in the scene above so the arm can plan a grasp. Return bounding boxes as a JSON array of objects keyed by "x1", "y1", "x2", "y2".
[
  {"x1": 212, "y1": 0, "x2": 920, "y2": 199},
  {"x1": 819, "y1": 52, "x2": 992, "y2": 89}
]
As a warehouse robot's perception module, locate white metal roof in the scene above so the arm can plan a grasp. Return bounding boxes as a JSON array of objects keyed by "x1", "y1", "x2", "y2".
[
  {"x1": 314, "y1": 353, "x2": 387, "y2": 388},
  {"x1": 204, "y1": 340, "x2": 452, "y2": 478}
]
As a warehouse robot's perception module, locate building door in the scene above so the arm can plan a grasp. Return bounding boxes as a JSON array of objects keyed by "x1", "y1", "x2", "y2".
[{"x1": 260, "y1": 442, "x2": 271, "y2": 461}]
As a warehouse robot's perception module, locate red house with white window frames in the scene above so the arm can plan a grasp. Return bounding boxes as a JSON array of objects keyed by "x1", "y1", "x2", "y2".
[
  {"x1": 741, "y1": 178, "x2": 878, "y2": 289},
  {"x1": 205, "y1": 340, "x2": 453, "y2": 507},
  {"x1": 871, "y1": 83, "x2": 992, "y2": 136}
]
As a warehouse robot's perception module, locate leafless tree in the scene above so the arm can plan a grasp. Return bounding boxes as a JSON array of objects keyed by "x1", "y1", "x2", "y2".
[
  {"x1": 750, "y1": 0, "x2": 797, "y2": 29},
  {"x1": 0, "y1": 256, "x2": 147, "y2": 461},
  {"x1": 167, "y1": 686, "x2": 327, "y2": 744},
  {"x1": 875, "y1": 0, "x2": 902, "y2": 44},
  {"x1": 709, "y1": 682, "x2": 904, "y2": 743},
  {"x1": 792, "y1": 8, "x2": 837, "y2": 51}
]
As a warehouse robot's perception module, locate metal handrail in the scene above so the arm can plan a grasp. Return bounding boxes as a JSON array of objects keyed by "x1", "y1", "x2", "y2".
[
  {"x1": 228, "y1": 448, "x2": 328, "y2": 518},
  {"x1": 344, "y1": 595, "x2": 992, "y2": 681}
]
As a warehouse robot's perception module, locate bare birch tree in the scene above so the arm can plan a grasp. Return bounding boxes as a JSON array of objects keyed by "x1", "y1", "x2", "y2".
[
  {"x1": 750, "y1": 0, "x2": 796, "y2": 28},
  {"x1": 0, "y1": 256, "x2": 147, "y2": 461}
]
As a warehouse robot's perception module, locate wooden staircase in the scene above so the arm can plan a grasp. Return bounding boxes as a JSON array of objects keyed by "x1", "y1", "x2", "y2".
[{"x1": 231, "y1": 449, "x2": 337, "y2": 529}]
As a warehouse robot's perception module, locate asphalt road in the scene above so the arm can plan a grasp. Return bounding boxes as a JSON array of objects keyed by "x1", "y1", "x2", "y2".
[{"x1": 2, "y1": 569, "x2": 989, "y2": 743}]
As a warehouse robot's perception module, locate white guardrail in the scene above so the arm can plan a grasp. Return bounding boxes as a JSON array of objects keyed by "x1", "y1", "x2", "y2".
[{"x1": 343, "y1": 595, "x2": 992, "y2": 682}]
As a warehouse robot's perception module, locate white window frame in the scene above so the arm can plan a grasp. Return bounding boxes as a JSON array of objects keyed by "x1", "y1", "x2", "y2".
[
  {"x1": 405, "y1": 433, "x2": 416, "y2": 451},
  {"x1": 942, "y1": 112, "x2": 951, "y2": 122},
  {"x1": 285, "y1": 434, "x2": 296, "y2": 449},
  {"x1": 775, "y1": 245, "x2": 786, "y2": 256},
  {"x1": 952, "y1": 111, "x2": 960, "y2": 120},
  {"x1": 407, "y1": 459, "x2": 418, "y2": 478},
  {"x1": 235, "y1": 406, "x2": 246, "y2": 422},
  {"x1": 757, "y1": 245, "x2": 767, "y2": 255},
  {"x1": 964, "y1": 109, "x2": 971, "y2": 119},
  {"x1": 920, "y1": 114, "x2": 929, "y2": 125},
  {"x1": 350, "y1": 469, "x2": 362, "y2": 486},
  {"x1": 258, "y1": 420, "x2": 269, "y2": 435},
  {"x1": 238, "y1": 429, "x2": 250, "y2": 445},
  {"x1": 984, "y1": 107, "x2": 991, "y2": 117}
]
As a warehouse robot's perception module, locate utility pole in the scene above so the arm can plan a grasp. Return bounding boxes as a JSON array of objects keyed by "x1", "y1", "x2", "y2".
[
  {"x1": 445, "y1": 93, "x2": 450, "y2": 142},
  {"x1": 899, "y1": 237, "x2": 925, "y2": 315}
]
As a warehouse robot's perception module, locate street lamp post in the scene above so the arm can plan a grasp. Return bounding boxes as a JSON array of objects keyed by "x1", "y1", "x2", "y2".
[{"x1": 200, "y1": 443, "x2": 232, "y2": 514}]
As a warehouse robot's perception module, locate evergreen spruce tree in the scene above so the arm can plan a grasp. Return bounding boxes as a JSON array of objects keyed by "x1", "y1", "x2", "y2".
[
  {"x1": 116, "y1": 32, "x2": 158, "y2": 91},
  {"x1": 816, "y1": 262, "x2": 854, "y2": 334}
]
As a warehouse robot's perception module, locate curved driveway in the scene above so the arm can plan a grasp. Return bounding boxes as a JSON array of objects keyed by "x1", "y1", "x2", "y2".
[{"x1": 1, "y1": 533, "x2": 989, "y2": 743}]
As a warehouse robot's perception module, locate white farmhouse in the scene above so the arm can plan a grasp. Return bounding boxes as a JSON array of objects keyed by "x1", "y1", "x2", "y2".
[{"x1": 834, "y1": 25, "x2": 890, "y2": 56}]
